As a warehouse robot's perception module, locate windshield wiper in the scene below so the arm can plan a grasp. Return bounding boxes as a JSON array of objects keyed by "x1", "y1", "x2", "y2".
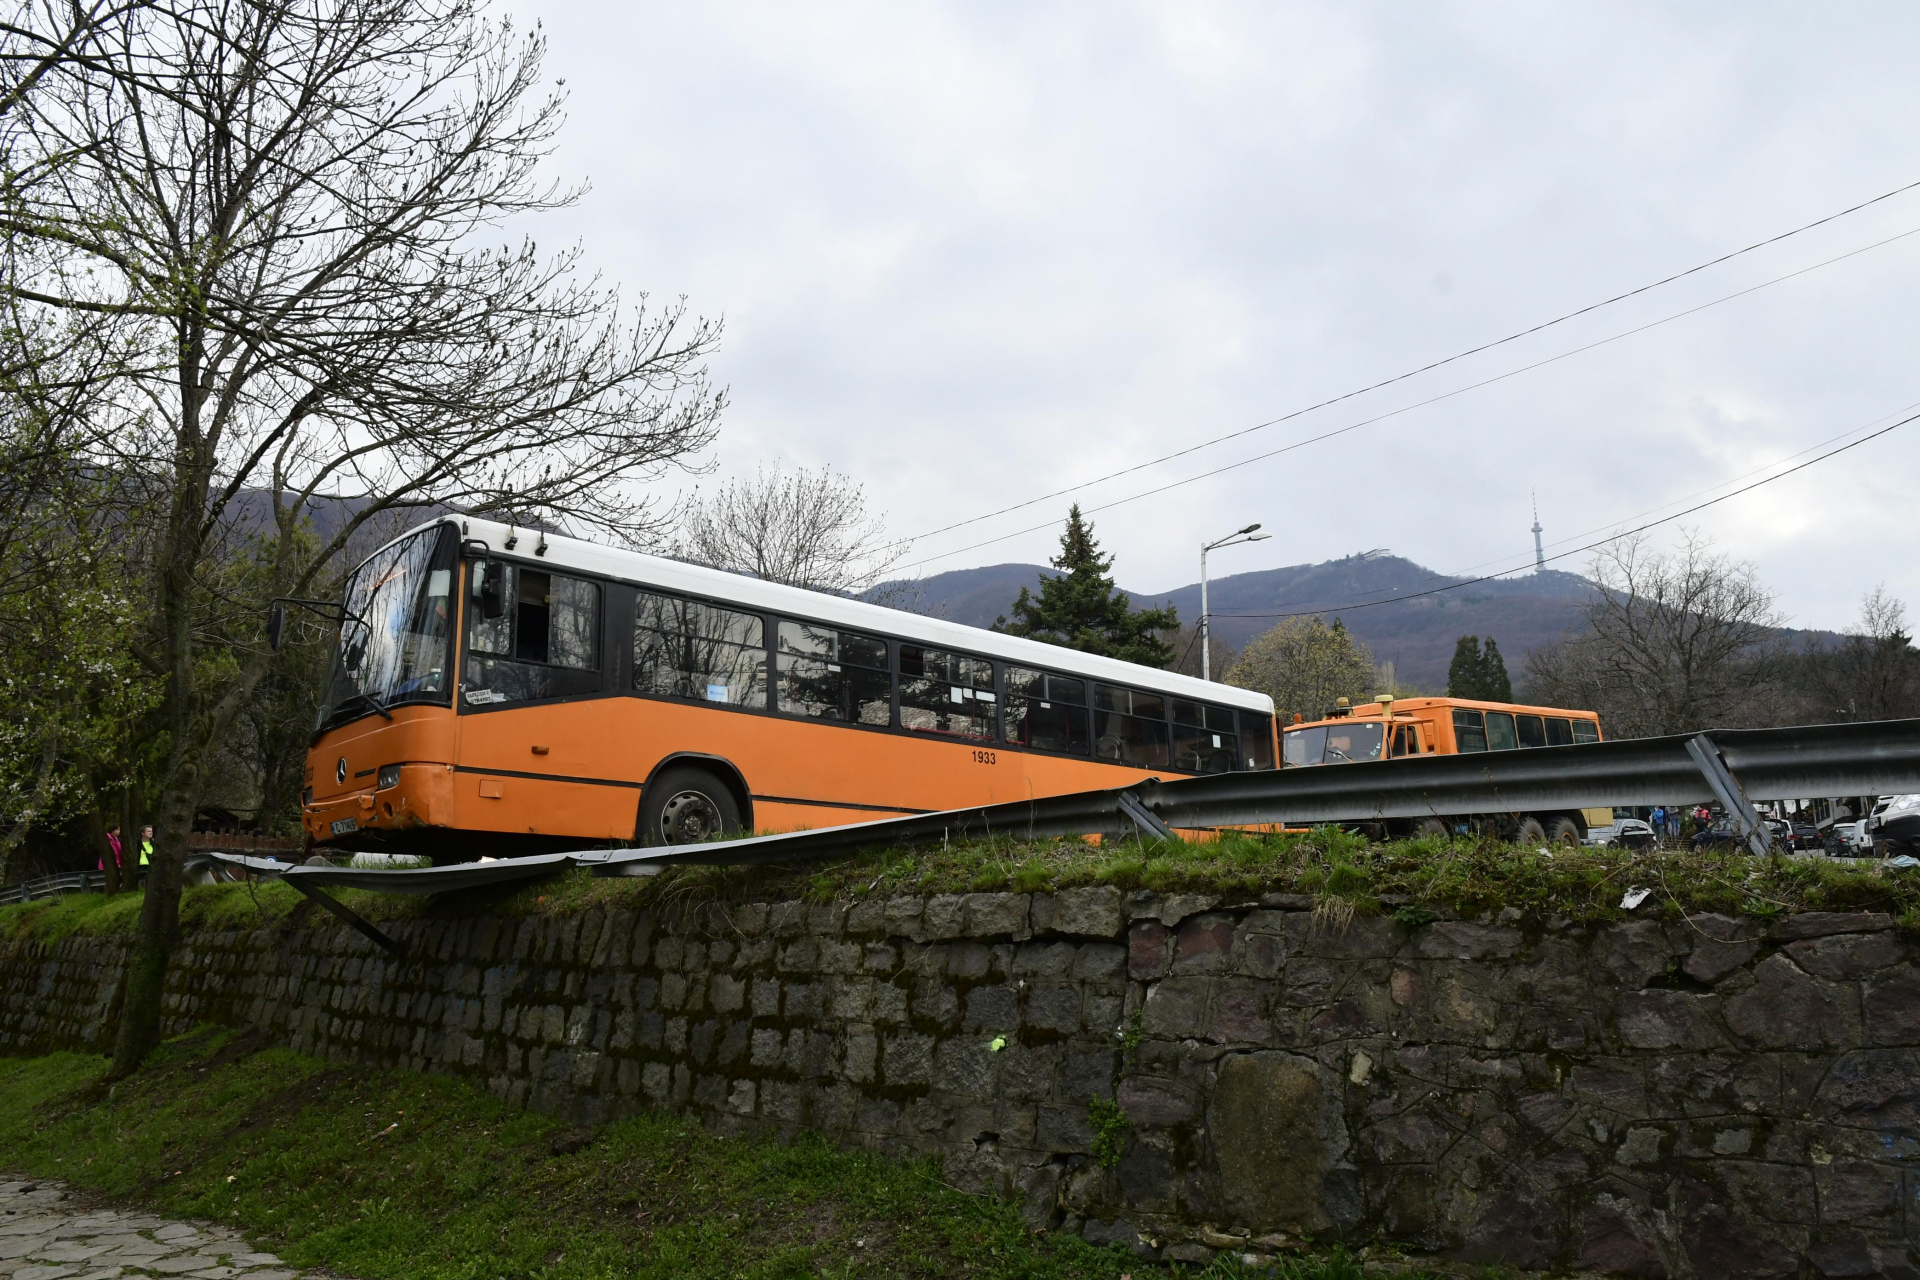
[{"x1": 344, "y1": 686, "x2": 396, "y2": 722}]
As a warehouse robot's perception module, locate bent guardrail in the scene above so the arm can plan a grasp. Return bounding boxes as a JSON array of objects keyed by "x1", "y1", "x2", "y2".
[{"x1": 209, "y1": 716, "x2": 1920, "y2": 959}]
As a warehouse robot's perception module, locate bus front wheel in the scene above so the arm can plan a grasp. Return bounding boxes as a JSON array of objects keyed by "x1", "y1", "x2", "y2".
[{"x1": 639, "y1": 767, "x2": 742, "y2": 846}]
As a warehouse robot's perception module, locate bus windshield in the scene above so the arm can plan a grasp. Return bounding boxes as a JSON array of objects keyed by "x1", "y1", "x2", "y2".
[{"x1": 318, "y1": 526, "x2": 457, "y2": 730}]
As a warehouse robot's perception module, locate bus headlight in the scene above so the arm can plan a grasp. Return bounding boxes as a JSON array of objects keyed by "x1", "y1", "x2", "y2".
[{"x1": 376, "y1": 764, "x2": 402, "y2": 791}]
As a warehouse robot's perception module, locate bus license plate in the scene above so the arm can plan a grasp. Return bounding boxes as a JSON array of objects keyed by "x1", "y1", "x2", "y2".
[{"x1": 331, "y1": 818, "x2": 358, "y2": 836}]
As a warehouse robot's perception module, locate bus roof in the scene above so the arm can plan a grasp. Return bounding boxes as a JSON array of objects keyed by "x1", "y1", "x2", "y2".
[
  {"x1": 372, "y1": 515, "x2": 1275, "y2": 715},
  {"x1": 1287, "y1": 696, "x2": 1600, "y2": 729}
]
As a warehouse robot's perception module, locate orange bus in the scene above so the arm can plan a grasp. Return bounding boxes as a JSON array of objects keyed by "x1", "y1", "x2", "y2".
[
  {"x1": 1281, "y1": 695, "x2": 1610, "y2": 844},
  {"x1": 298, "y1": 516, "x2": 1279, "y2": 858}
]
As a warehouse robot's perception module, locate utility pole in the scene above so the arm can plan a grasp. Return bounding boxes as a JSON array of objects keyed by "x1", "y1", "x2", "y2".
[{"x1": 1201, "y1": 523, "x2": 1271, "y2": 680}]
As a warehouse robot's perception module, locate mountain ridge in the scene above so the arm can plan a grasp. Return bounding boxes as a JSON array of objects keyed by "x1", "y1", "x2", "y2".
[{"x1": 872, "y1": 554, "x2": 1597, "y2": 690}]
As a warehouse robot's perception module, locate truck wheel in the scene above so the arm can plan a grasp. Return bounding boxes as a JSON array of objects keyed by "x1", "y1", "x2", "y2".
[
  {"x1": 1515, "y1": 817, "x2": 1547, "y2": 846},
  {"x1": 1414, "y1": 818, "x2": 1448, "y2": 841},
  {"x1": 1544, "y1": 817, "x2": 1582, "y2": 847},
  {"x1": 638, "y1": 766, "x2": 741, "y2": 846}
]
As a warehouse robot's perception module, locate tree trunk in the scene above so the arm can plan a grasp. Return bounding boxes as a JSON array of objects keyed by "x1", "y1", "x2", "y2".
[{"x1": 109, "y1": 757, "x2": 194, "y2": 1076}]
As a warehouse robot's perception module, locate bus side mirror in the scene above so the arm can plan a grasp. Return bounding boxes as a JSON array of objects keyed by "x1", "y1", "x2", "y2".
[
  {"x1": 267, "y1": 603, "x2": 286, "y2": 652},
  {"x1": 480, "y1": 561, "x2": 506, "y2": 619}
]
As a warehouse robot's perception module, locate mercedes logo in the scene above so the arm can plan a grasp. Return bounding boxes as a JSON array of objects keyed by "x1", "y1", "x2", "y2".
[{"x1": 335, "y1": 757, "x2": 348, "y2": 785}]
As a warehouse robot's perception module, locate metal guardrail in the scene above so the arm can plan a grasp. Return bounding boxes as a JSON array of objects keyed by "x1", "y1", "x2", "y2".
[
  {"x1": 1137, "y1": 716, "x2": 1920, "y2": 828},
  {"x1": 207, "y1": 716, "x2": 1920, "y2": 961},
  {"x1": 0, "y1": 871, "x2": 105, "y2": 907}
]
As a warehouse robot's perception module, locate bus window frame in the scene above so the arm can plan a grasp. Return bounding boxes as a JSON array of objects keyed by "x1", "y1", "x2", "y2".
[
  {"x1": 1452, "y1": 708, "x2": 1488, "y2": 753},
  {"x1": 632, "y1": 586, "x2": 773, "y2": 712},
  {"x1": 898, "y1": 642, "x2": 999, "y2": 744},
  {"x1": 458, "y1": 557, "x2": 611, "y2": 713},
  {"x1": 772, "y1": 618, "x2": 892, "y2": 727},
  {"x1": 1004, "y1": 665, "x2": 1094, "y2": 759},
  {"x1": 1515, "y1": 713, "x2": 1547, "y2": 749}
]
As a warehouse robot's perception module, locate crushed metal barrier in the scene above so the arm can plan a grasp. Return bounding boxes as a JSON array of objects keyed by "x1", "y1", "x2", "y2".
[{"x1": 210, "y1": 717, "x2": 1920, "y2": 960}]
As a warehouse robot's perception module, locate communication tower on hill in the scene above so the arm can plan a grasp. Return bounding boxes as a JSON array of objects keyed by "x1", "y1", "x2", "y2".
[{"x1": 1531, "y1": 491, "x2": 1546, "y2": 574}]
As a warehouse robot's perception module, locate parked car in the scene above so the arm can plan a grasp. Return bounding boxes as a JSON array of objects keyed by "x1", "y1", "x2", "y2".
[
  {"x1": 1691, "y1": 820, "x2": 1741, "y2": 851},
  {"x1": 1870, "y1": 793, "x2": 1920, "y2": 857},
  {"x1": 1826, "y1": 820, "x2": 1872, "y2": 856},
  {"x1": 1782, "y1": 821, "x2": 1823, "y2": 852},
  {"x1": 1692, "y1": 817, "x2": 1782, "y2": 853},
  {"x1": 1584, "y1": 816, "x2": 1655, "y2": 850}
]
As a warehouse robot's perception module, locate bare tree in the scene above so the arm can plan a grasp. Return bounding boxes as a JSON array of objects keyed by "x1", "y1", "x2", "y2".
[
  {"x1": 2, "y1": 0, "x2": 725, "y2": 1072},
  {"x1": 1796, "y1": 586, "x2": 1920, "y2": 722},
  {"x1": 1523, "y1": 530, "x2": 1785, "y2": 736},
  {"x1": 676, "y1": 463, "x2": 901, "y2": 596}
]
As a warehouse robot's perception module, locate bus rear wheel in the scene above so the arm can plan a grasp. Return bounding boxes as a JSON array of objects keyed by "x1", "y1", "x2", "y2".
[{"x1": 639, "y1": 767, "x2": 742, "y2": 846}]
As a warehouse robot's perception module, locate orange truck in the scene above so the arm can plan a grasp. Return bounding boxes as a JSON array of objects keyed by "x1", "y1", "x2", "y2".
[{"x1": 1281, "y1": 694, "x2": 1614, "y2": 844}]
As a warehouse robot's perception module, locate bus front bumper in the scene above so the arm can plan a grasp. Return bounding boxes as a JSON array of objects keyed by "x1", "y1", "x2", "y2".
[{"x1": 304, "y1": 764, "x2": 454, "y2": 842}]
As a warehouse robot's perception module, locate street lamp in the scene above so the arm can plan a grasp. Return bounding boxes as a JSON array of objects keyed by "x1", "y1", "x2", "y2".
[{"x1": 1200, "y1": 522, "x2": 1271, "y2": 680}]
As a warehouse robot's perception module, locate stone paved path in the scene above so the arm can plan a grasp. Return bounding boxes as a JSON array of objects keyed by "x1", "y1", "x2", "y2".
[{"x1": 0, "y1": 1180, "x2": 341, "y2": 1279}]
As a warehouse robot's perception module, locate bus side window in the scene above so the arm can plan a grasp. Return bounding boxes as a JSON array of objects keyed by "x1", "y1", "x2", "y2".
[
  {"x1": 1092, "y1": 685, "x2": 1170, "y2": 767},
  {"x1": 1545, "y1": 717, "x2": 1574, "y2": 746},
  {"x1": 899, "y1": 645, "x2": 995, "y2": 741},
  {"x1": 1485, "y1": 711, "x2": 1517, "y2": 751},
  {"x1": 1238, "y1": 711, "x2": 1275, "y2": 770},
  {"x1": 1171, "y1": 700, "x2": 1238, "y2": 773},
  {"x1": 1004, "y1": 667, "x2": 1089, "y2": 755},
  {"x1": 1571, "y1": 718, "x2": 1600, "y2": 744},
  {"x1": 1515, "y1": 714, "x2": 1547, "y2": 749},
  {"x1": 1452, "y1": 708, "x2": 1487, "y2": 752},
  {"x1": 464, "y1": 565, "x2": 602, "y2": 705},
  {"x1": 632, "y1": 591, "x2": 767, "y2": 708},
  {"x1": 776, "y1": 620, "x2": 889, "y2": 725}
]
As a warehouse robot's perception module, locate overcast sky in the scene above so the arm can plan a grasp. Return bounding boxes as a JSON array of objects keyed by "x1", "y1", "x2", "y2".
[{"x1": 514, "y1": 1, "x2": 1920, "y2": 632}]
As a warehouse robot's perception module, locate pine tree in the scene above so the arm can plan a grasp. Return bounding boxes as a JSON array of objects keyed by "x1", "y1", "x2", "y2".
[
  {"x1": 1447, "y1": 635, "x2": 1484, "y2": 698},
  {"x1": 996, "y1": 505, "x2": 1178, "y2": 667},
  {"x1": 1447, "y1": 634, "x2": 1515, "y2": 701},
  {"x1": 1479, "y1": 637, "x2": 1514, "y2": 702}
]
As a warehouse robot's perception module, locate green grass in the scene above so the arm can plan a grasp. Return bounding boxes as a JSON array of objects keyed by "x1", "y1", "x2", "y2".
[
  {"x1": 0, "y1": 1033, "x2": 1389, "y2": 1279},
  {"x1": 7, "y1": 830, "x2": 1918, "y2": 948}
]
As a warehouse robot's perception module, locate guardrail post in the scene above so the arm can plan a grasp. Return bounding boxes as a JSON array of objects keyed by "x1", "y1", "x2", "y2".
[
  {"x1": 1685, "y1": 734, "x2": 1773, "y2": 857},
  {"x1": 284, "y1": 879, "x2": 409, "y2": 960},
  {"x1": 1116, "y1": 791, "x2": 1177, "y2": 844}
]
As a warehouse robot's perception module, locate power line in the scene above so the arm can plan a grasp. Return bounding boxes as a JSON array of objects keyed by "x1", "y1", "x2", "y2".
[
  {"x1": 1205, "y1": 411, "x2": 1916, "y2": 623},
  {"x1": 1293, "y1": 399, "x2": 1920, "y2": 610},
  {"x1": 893, "y1": 174, "x2": 1920, "y2": 550},
  {"x1": 900, "y1": 222, "x2": 1920, "y2": 571}
]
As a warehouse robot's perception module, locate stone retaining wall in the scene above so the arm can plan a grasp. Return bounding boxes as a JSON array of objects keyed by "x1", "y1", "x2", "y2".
[{"x1": 2, "y1": 891, "x2": 1917, "y2": 1277}]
